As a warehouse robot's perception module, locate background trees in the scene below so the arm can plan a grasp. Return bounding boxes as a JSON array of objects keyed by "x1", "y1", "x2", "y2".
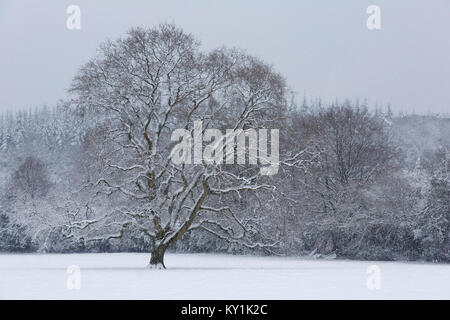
[
  {"x1": 10, "y1": 156, "x2": 51, "y2": 200},
  {"x1": 0, "y1": 97, "x2": 448, "y2": 261},
  {"x1": 271, "y1": 101, "x2": 418, "y2": 258},
  {"x1": 419, "y1": 155, "x2": 450, "y2": 261}
]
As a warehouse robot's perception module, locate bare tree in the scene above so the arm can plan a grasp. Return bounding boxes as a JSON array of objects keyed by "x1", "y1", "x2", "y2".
[
  {"x1": 290, "y1": 102, "x2": 397, "y2": 213},
  {"x1": 66, "y1": 24, "x2": 292, "y2": 268},
  {"x1": 11, "y1": 156, "x2": 51, "y2": 200}
]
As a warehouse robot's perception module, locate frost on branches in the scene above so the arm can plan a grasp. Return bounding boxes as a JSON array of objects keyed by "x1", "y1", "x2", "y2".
[{"x1": 63, "y1": 24, "x2": 312, "y2": 268}]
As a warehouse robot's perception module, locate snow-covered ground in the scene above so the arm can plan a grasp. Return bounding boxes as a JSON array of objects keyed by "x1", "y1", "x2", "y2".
[{"x1": 1, "y1": 253, "x2": 449, "y2": 299}]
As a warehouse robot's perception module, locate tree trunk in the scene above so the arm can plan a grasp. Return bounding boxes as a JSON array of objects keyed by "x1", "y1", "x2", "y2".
[{"x1": 149, "y1": 244, "x2": 167, "y2": 269}]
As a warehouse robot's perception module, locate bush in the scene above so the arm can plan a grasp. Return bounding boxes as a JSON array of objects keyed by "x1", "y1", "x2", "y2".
[{"x1": 0, "y1": 214, "x2": 35, "y2": 252}]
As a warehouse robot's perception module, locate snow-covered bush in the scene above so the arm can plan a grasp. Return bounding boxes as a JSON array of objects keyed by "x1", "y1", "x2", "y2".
[
  {"x1": 0, "y1": 213, "x2": 35, "y2": 252},
  {"x1": 419, "y1": 171, "x2": 450, "y2": 261}
]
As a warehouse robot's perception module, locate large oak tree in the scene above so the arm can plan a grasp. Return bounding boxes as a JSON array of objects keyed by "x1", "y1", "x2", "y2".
[{"x1": 67, "y1": 24, "x2": 292, "y2": 268}]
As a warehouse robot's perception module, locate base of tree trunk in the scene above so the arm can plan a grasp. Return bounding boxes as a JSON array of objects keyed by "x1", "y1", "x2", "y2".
[
  {"x1": 147, "y1": 262, "x2": 165, "y2": 269},
  {"x1": 148, "y1": 246, "x2": 166, "y2": 269}
]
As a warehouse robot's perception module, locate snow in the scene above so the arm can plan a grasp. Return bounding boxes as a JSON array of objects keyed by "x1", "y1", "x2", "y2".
[{"x1": 1, "y1": 253, "x2": 449, "y2": 299}]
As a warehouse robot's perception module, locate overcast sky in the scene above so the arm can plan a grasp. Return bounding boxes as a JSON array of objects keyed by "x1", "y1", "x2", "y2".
[{"x1": 0, "y1": 0, "x2": 449, "y2": 114}]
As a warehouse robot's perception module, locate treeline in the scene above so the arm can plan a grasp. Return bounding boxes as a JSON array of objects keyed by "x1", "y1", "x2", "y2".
[{"x1": 0, "y1": 103, "x2": 449, "y2": 261}]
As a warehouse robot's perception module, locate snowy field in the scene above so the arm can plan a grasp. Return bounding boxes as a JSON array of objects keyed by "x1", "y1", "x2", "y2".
[{"x1": 1, "y1": 253, "x2": 450, "y2": 299}]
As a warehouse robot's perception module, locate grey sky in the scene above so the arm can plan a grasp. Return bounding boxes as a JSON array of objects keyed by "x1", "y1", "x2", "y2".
[{"x1": 0, "y1": 0, "x2": 449, "y2": 114}]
